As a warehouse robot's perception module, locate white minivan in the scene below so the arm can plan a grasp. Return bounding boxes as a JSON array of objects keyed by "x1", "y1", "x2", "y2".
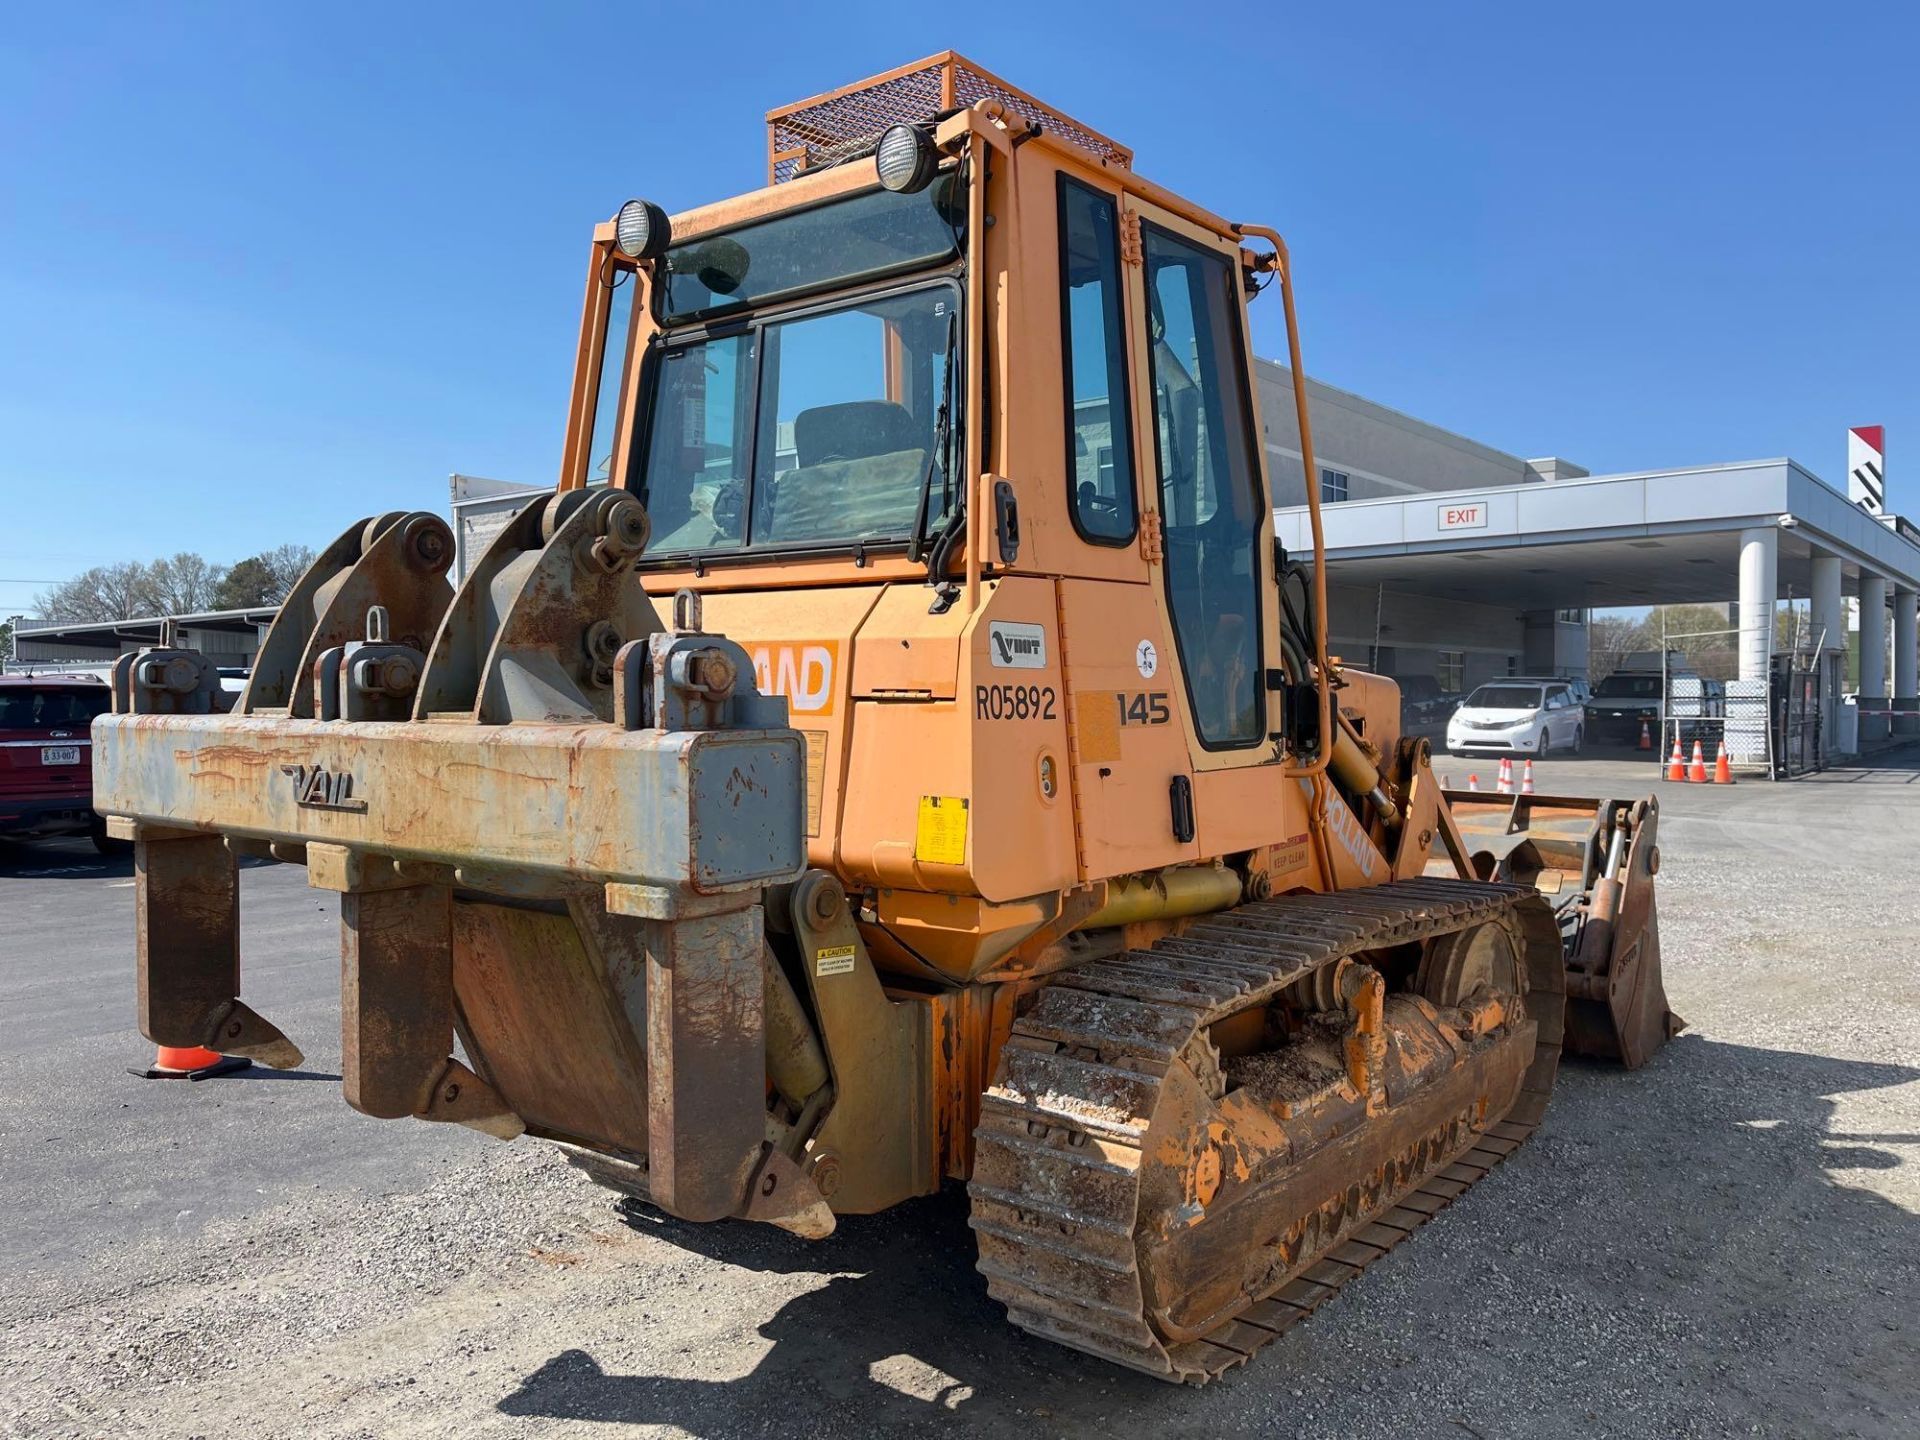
[{"x1": 1445, "y1": 681, "x2": 1584, "y2": 757}]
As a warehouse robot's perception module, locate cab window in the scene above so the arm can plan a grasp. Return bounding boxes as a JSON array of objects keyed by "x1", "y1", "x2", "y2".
[
  {"x1": 1059, "y1": 179, "x2": 1136, "y2": 543},
  {"x1": 585, "y1": 271, "x2": 640, "y2": 485},
  {"x1": 1142, "y1": 224, "x2": 1265, "y2": 748},
  {"x1": 639, "y1": 330, "x2": 754, "y2": 552},
  {"x1": 637, "y1": 284, "x2": 958, "y2": 555}
]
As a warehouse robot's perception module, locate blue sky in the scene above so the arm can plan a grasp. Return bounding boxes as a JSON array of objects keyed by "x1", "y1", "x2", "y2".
[{"x1": 2, "y1": 2, "x2": 1914, "y2": 616}]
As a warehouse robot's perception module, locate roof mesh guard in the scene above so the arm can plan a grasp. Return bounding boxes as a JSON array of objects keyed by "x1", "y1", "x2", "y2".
[{"x1": 765, "y1": 51, "x2": 1132, "y2": 184}]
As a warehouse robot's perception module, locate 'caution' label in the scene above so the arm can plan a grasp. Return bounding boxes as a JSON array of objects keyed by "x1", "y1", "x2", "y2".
[{"x1": 815, "y1": 944, "x2": 856, "y2": 977}]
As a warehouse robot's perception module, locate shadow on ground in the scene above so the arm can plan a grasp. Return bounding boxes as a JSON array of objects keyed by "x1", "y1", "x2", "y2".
[
  {"x1": 0, "y1": 837, "x2": 132, "y2": 879},
  {"x1": 0, "y1": 836, "x2": 280, "y2": 880},
  {"x1": 1797, "y1": 744, "x2": 1920, "y2": 785},
  {"x1": 497, "y1": 1036, "x2": 1920, "y2": 1437}
]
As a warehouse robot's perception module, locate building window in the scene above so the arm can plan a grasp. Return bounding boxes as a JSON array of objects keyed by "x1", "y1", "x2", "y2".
[
  {"x1": 1320, "y1": 468, "x2": 1350, "y2": 503},
  {"x1": 1437, "y1": 650, "x2": 1464, "y2": 691},
  {"x1": 1556, "y1": 607, "x2": 1585, "y2": 624}
]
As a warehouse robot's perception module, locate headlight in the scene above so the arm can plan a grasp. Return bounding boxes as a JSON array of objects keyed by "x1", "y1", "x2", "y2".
[
  {"x1": 614, "y1": 198, "x2": 671, "y2": 261},
  {"x1": 875, "y1": 123, "x2": 937, "y2": 194}
]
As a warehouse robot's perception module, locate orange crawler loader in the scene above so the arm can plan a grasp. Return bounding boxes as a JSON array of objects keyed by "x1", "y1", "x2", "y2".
[{"x1": 94, "y1": 53, "x2": 1677, "y2": 1381}]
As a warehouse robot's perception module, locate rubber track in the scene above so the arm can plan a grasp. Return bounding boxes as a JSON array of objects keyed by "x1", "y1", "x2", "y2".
[{"x1": 968, "y1": 876, "x2": 1565, "y2": 1383}]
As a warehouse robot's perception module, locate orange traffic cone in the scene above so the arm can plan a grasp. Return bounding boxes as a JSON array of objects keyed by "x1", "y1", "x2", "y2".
[
  {"x1": 1520, "y1": 759, "x2": 1536, "y2": 794},
  {"x1": 1497, "y1": 757, "x2": 1514, "y2": 794},
  {"x1": 1467, "y1": 774, "x2": 1480, "y2": 791},
  {"x1": 1687, "y1": 740, "x2": 1708, "y2": 784},
  {"x1": 1665, "y1": 734, "x2": 1686, "y2": 782},
  {"x1": 1713, "y1": 741, "x2": 1733, "y2": 785},
  {"x1": 129, "y1": 1043, "x2": 251, "y2": 1081},
  {"x1": 1637, "y1": 717, "x2": 1653, "y2": 751}
]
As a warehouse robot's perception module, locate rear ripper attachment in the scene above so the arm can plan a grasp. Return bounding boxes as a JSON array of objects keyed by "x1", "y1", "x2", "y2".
[{"x1": 94, "y1": 494, "x2": 826, "y2": 1228}]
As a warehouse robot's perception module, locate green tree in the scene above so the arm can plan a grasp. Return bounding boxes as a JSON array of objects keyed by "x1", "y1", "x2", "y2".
[
  {"x1": 1775, "y1": 602, "x2": 1825, "y2": 659},
  {"x1": 210, "y1": 556, "x2": 277, "y2": 610},
  {"x1": 1644, "y1": 604, "x2": 1739, "y2": 680}
]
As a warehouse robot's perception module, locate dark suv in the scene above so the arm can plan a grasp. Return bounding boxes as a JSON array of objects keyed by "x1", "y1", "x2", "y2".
[
  {"x1": 1395, "y1": 674, "x2": 1451, "y2": 731},
  {"x1": 0, "y1": 674, "x2": 115, "y2": 851}
]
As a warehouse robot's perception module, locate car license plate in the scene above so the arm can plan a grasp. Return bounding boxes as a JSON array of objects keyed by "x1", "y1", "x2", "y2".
[{"x1": 41, "y1": 746, "x2": 81, "y2": 766}]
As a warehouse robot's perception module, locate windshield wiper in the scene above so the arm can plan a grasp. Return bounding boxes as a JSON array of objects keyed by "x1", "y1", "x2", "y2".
[{"x1": 908, "y1": 307, "x2": 961, "y2": 567}]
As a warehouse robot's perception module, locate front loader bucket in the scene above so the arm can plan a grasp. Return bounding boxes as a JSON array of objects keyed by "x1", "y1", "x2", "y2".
[{"x1": 1437, "y1": 789, "x2": 1682, "y2": 1069}]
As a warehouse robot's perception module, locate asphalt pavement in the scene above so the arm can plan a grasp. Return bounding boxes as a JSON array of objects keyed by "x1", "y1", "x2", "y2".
[{"x1": 3, "y1": 749, "x2": 1917, "y2": 1439}]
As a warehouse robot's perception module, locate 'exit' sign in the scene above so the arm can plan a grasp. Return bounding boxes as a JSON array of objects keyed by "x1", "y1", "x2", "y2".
[{"x1": 1438, "y1": 502, "x2": 1488, "y2": 530}]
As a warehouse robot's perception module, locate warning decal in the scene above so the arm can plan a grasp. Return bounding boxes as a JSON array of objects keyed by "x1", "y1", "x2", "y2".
[
  {"x1": 1271, "y1": 831, "x2": 1312, "y2": 875},
  {"x1": 815, "y1": 944, "x2": 856, "y2": 977},
  {"x1": 914, "y1": 795, "x2": 970, "y2": 866},
  {"x1": 801, "y1": 730, "x2": 828, "y2": 836}
]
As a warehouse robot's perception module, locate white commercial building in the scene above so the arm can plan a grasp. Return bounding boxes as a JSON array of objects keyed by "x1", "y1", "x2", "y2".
[{"x1": 1258, "y1": 363, "x2": 1920, "y2": 755}]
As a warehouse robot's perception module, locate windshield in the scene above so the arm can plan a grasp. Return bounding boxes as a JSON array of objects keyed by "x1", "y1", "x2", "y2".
[
  {"x1": 658, "y1": 179, "x2": 963, "y2": 326},
  {"x1": 1595, "y1": 674, "x2": 1662, "y2": 698},
  {"x1": 0, "y1": 687, "x2": 109, "y2": 730},
  {"x1": 1465, "y1": 685, "x2": 1543, "y2": 710},
  {"x1": 638, "y1": 284, "x2": 959, "y2": 554}
]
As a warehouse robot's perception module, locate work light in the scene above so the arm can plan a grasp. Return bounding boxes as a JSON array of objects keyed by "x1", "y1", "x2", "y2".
[
  {"x1": 614, "y1": 199, "x2": 671, "y2": 260},
  {"x1": 875, "y1": 124, "x2": 936, "y2": 194}
]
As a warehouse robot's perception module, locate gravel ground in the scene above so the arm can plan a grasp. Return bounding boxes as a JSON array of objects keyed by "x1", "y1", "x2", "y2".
[{"x1": 2, "y1": 750, "x2": 1916, "y2": 1439}]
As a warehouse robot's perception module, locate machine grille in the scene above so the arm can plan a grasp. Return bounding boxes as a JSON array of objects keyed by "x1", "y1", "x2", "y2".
[{"x1": 765, "y1": 51, "x2": 1132, "y2": 184}]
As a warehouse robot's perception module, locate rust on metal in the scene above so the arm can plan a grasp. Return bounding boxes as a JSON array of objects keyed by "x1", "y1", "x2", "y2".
[
  {"x1": 452, "y1": 900, "x2": 653, "y2": 1157},
  {"x1": 741, "y1": 1146, "x2": 835, "y2": 1239},
  {"x1": 339, "y1": 882, "x2": 457, "y2": 1120},
  {"x1": 788, "y1": 872, "x2": 938, "y2": 1212},
  {"x1": 134, "y1": 830, "x2": 240, "y2": 1048},
  {"x1": 641, "y1": 903, "x2": 768, "y2": 1222},
  {"x1": 970, "y1": 878, "x2": 1563, "y2": 1383},
  {"x1": 1441, "y1": 788, "x2": 1681, "y2": 1069},
  {"x1": 416, "y1": 1057, "x2": 524, "y2": 1140},
  {"x1": 132, "y1": 828, "x2": 302, "y2": 1068},
  {"x1": 86, "y1": 56, "x2": 1687, "y2": 1389}
]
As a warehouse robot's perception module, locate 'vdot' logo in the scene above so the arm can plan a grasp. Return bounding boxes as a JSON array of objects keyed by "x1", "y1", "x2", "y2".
[
  {"x1": 281, "y1": 764, "x2": 368, "y2": 813},
  {"x1": 988, "y1": 621, "x2": 1047, "y2": 670}
]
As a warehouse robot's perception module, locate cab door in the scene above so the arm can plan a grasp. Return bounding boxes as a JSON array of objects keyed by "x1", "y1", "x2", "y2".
[
  {"x1": 1124, "y1": 200, "x2": 1276, "y2": 766},
  {"x1": 1119, "y1": 197, "x2": 1290, "y2": 854}
]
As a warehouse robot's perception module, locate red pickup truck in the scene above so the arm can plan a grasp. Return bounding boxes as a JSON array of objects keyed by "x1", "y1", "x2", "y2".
[{"x1": 0, "y1": 673, "x2": 116, "y2": 852}]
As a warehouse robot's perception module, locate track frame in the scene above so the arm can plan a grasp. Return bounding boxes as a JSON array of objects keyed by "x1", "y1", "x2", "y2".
[{"x1": 969, "y1": 876, "x2": 1564, "y2": 1382}]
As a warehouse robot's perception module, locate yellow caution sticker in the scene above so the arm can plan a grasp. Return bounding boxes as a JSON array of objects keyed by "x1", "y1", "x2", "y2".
[
  {"x1": 814, "y1": 944, "x2": 856, "y2": 977},
  {"x1": 914, "y1": 795, "x2": 969, "y2": 866}
]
